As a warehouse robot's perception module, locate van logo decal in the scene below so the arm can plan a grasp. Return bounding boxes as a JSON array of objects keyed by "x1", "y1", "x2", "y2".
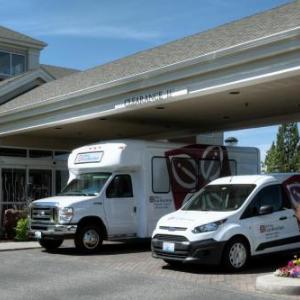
[
  {"x1": 165, "y1": 144, "x2": 231, "y2": 209},
  {"x1": 260, "y1": 225, "x2": 266, "y2": 233},
  {"x1": 283, "y1": 175, "x2": 300, "y2": 231}
]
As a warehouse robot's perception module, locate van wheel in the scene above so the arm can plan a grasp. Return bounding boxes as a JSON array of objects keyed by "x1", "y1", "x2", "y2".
[
  {"x1": 222, "y1": 237, "x2": 249, "y2": 271},
  {"x1": 39, "y1": 238, "x2": 63, "y2": 251},
  {"x1": 75, "y1": 225, "x2": 103, "y2": 253}
]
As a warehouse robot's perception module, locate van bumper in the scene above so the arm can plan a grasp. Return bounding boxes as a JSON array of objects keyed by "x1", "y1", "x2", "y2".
[
  {"x1": 29, "y1": 223, "x2": 77, "y2": 240},
  {"x1": 151, "y1": 237, "x2": 226, "y2": 265}
]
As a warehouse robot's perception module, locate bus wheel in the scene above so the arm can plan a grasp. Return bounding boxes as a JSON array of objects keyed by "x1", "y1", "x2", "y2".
[
  {"x1": 39, "y1": 238, "x2": 63, "y2": 251},
  {"x1": 75, "y1": 225, "x2": 103, "y2": 253}
]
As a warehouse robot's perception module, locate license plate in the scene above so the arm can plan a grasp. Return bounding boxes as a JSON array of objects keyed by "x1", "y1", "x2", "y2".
[
  {"x1": 34, "y1": 231, "x2": 42, "y2": 239},
  {"x1": 162, "y1": 242, "x2": 175, "y2": 252}
]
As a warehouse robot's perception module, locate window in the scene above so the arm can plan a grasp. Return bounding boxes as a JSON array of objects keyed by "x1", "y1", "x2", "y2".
[
  {"x1": 29, "y1": 150, "x2": 53, "y2": 159},
  {"x1": 0, "y1": 52, "x2": 10, "y2": 75},
  {"x1": 182, "y1": 184, "x2": 255, "y2": 212},
  {"x1": 0, "y1": 147, "x2": 27, "y2": 157},
  {"x1": 12, "y1": 54, "x2": 25, "y2": 75},
  {"x1": 61, "y1": 172, "x2": 111, "y2": 196},
  {"x1": 241, "y1": 185, "x2": 286, "y2": 219},
  {"x1": 0, "y1": 51, "x2": 25, "y2": 76},
  {"x1": 28, "y1": 169, "x2": 52, "y2": 201},
  {"x1": 152, "y1": 157, "x2": 170, "y2": 193},
  {"x1": 2, "y1": 168, "x2": 26, "y2": 203},
  {"x1": 106, "y1": 175, "x2": 133, "y2": 198},
  {"x1": 54, "y1": 151, "x2": 70, "y2": 161},
  {"x1": 55, "y1": 170, "x2": 69, "y2": 194}
]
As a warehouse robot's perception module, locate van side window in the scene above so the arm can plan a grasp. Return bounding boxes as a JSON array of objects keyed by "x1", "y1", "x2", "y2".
[
  {"x1": 241, "y1": 185, "x2": 283, "y2": 219},
  {"x1": 106, "y1": 175, "x2": 133, "y2": 198}
]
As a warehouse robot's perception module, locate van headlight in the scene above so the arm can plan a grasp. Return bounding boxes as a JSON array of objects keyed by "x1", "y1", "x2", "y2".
[
  {"x1": 192, "y1": 219, "x2": 227, "y2": 234},
  {"x1": 59, "y1": 207, "x2": 74, "y2": 223}
]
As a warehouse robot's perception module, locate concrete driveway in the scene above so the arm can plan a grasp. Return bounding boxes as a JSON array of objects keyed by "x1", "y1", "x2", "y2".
[{"x1": 0, "y1": 240, "x2": 297, "y2": 300}]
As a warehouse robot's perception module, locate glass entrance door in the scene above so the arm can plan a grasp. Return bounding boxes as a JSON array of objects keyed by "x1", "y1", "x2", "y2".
[
  {"x1": 28, "y1": 169, "x2": 52, "y2": 202},
  {"x1": 1, "y1": 168, "x2": 26, "y2": 224}
]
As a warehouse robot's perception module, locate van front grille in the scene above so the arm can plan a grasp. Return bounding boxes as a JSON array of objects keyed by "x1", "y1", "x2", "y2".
[
  {"x1": 153, "y1": 234, "x2": 188, "y2": 242},
  {"x1": 31, "y1": 206, "x2": 57, "y2": 224}
]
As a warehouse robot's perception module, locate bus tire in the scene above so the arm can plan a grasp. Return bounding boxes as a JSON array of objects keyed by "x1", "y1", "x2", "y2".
[
  {"x1": 75, "y1": 225, "x2": 103, "y2": 253},
  {"x1": 39, "y1": 238, "x2": 63, "y2": 251}
]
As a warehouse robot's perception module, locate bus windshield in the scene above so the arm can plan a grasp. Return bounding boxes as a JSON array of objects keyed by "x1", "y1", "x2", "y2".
[
  {"x1": 182, "y1": 184, "x2": 255, "y2": 212},
  {"x1": 60, "y1": 172, "x2": 111, "y2": 196}
]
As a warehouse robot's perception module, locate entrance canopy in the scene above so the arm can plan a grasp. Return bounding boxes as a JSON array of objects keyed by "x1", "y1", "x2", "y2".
[{"x1": 0, "y1": 2, "x2": 300, "y2": 149}]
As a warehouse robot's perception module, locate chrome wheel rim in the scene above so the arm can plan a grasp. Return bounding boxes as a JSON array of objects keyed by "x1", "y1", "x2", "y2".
[
  {"x1": 82, "y1": 229, "x2": 99, "y2": 249},
  {"x1": 229, "y1": 242, "x2": 247, "y2": 269}
]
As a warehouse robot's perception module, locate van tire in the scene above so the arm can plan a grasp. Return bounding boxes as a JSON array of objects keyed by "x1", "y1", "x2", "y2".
[
  {"x1": 39, "y1": 238, "x2": 63, "y2": 251},
  {"x1": 222, "y1": 237, "x2": 249, "y2": 272},
  {"x1": 75, "y1": 225, "x2": 103, "y2": 253}
]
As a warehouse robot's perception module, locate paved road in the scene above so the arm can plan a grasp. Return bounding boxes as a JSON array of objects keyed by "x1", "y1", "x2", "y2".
[{"x1": 0, "y1": 240, "x2": 297, "y2": 300}]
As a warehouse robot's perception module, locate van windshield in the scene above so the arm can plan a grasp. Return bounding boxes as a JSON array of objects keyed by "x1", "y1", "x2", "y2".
[
  {"x1": 60, "y1": 172, "x2": 111, "y2": 196},
  {"x1": 182, "y1": 184, "x2": 255, "y2": 212}
]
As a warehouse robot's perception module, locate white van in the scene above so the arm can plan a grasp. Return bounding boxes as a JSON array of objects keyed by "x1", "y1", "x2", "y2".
[
  {"x1": 152, "y1": 174, "x2": 300, "y2": 271},
  {"x1": 29, "y1": 140, "x2": 259, "y2": 252}
]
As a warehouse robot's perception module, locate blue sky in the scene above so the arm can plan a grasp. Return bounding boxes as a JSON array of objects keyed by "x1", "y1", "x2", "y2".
[{"x1": 0, "y1": 0, "x2": 295, "y2": 161}]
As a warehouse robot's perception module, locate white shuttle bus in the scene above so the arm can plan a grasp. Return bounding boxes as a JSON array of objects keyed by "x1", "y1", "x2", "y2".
[{"x1": 29, "y1": 139, "x2": 260, "y2": 252}]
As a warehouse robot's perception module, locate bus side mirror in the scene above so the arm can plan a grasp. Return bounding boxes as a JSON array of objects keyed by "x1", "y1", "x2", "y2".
[{"x1": 259, "y1": 205, "x2": 273, "y2": 215}]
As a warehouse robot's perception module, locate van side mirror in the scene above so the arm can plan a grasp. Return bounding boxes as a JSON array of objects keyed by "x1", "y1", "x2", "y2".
[{"x1": 259, "y1": 205, "x2": 273, "y2": 215}]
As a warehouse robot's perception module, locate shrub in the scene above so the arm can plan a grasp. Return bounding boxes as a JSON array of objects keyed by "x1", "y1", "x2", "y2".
[
  {"x1": 3, "y1": 209, "x2": 27, "y2": 239},
  {"x1": 15, "y1": 218, "x2": 29, "y2": 241}
]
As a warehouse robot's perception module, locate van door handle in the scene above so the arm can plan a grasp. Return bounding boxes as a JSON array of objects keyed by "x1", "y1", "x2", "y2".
[{"x1": 279, "y1": 216, "x2": 287, "y2": 220}]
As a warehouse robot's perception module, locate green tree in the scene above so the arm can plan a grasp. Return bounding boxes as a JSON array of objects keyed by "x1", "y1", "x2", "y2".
[
  {"x1": 264, "y1": 142, "x2": 279, "y2": 172},
  {"x1": 264, "y1": 123, "x2": 300, "y2": 172}
]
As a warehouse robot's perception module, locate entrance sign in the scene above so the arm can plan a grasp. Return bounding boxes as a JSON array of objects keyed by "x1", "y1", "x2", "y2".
[{"x1": 114, "y1": 88, "x2": 188, "y2": 109}]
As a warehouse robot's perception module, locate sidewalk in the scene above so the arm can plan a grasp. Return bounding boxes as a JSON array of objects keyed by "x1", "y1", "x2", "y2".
[
  {"x1": 0, "y1": 241, "x2": 41, "y2": 251},
  {"x1": 256, "y1": 274, "x2": 300, "y2": 296}
]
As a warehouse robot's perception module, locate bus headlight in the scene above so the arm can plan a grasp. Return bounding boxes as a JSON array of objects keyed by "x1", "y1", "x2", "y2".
[
  {"x1": 192, "y1": 219, "x2": 226, "y2": 234},
  {"x1": 59, "y1": 207, "x2": 74, "y2": 223}
]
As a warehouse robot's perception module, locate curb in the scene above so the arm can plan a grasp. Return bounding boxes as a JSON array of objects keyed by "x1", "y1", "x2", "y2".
[
  {"x1": 256, "y1": 274, "x2": 300, "y2": 296},
  {"x1": 0, "y1": 242, "x2": 41, "y2": 252}
]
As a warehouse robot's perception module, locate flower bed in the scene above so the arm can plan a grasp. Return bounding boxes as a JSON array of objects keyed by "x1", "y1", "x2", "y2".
[{"x1": 275, "y1": 257, "x2": 300, "y2": 278}]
